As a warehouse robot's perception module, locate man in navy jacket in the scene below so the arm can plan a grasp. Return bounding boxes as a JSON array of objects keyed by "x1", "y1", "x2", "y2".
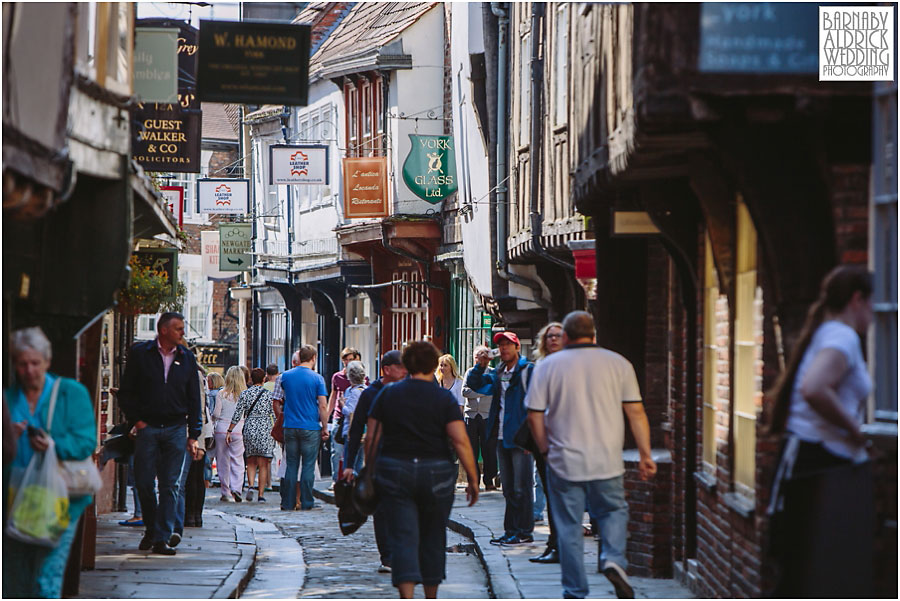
[
  {"x1": 119, "y1": 312, "x2": 201, "y2": 555},
  {"x1": 466, "y1": 331, "x2": 536, "y2": 546}
]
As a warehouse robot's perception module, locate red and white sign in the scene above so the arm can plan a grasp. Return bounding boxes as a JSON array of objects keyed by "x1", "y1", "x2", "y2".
[
  {"x1": 270, "y1": 144, "x2": 329, "y2": 185},
  {"x1": 198, "y1": 178, "x2": 249, "y2": 215},
  {"x1": 201, "y1": 230, "x2": 231, "y2": 280},
  {"x1": 159, "y1": 185, "x2": 184, "y2": 227}
]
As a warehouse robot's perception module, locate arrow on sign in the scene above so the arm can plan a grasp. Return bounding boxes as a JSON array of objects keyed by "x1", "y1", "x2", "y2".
[{"x1": 227, "y1": 258, "x2": 244, "y2": 265}]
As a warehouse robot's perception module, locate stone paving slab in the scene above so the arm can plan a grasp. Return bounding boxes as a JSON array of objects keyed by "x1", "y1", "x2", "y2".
[{"x1": 77, "y1": 508, "x2": 256, "y2": 599}]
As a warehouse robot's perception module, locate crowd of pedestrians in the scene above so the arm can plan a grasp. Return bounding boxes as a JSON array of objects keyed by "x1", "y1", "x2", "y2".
[{"x1": 0, "y1": 264, "x2": 878, "y2": 598}]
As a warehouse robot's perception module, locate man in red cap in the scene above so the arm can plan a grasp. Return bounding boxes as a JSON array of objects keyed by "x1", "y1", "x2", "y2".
[{"x1": 466, "y1": 330, "x2": 536, "y2": 546}]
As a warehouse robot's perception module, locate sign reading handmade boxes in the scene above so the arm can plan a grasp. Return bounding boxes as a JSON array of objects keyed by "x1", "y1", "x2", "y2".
[
  {"x1": 197, "y1": 20, "x2": 311, "y2": 105},
  {"x1": 159, "y1": 186, "x2": 183, "y2": 228},
  {"x1": 343, "y1": 157, "x2": 389, "y2": 219},
  {"x1": 133, "y1": 27, "x2": 179, "y2": 103},
  {"x1": 401, "y1": 135, "x2": 458, "y2": 203},
  {"x1": 218, "y1": 223, "x2": 252, "y2": 272},
  {"x1": 269, "y1": 145, "x2": 329, "y2": 185},
  {"x1": 198, "y1": 179, "x2": 249, "y2": 215}
]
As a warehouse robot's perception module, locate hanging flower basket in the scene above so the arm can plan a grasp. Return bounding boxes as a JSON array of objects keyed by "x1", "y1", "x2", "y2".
[{"x1": 116, "y1": 256, "x2": 176, "y2": 316}]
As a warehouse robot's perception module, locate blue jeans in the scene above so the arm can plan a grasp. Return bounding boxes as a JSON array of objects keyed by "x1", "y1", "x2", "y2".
[
  {"x1": 547, "y1": 468, "x2": 628, "y2": 598},
  {"x1": 375, "y1": 456, "x2": 456, "y2": 587},
  {"x1": 330, "y1": 422, "x2": 343, "y2": 482},
  {"x1": 134, "y1": 424, "x2": 187, "y2": 544},
  {"x1": 498, "y1": 445, "x2": 534, "y2": 537},
  {"x1": 282, "y1": 428, "x2": 320, "y2": 510},
  {"x1": 173, "y1": 448, "x2": 192, "y2": 534},
  {"x1": 534, "y1": 463, "x2": 546, "y2": 520}
]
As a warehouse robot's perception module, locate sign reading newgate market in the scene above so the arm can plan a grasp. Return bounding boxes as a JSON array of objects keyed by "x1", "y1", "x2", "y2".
[
  {"x1": 820, "y1": 6, "x2": 895, "y2": 81},
  {"x1": 402, "y1": 135, "x2": 458, "y2": 203},
  {"x1": 698, "y1": 3, "x2": 819, "y2": 73},
  {"x1": 219, "y1": 223, "x2": 252, "y2": 272},
  {"x1": 197, "y1": 20, "x2": 311, "y2": 105},
  {"x1": 270, "y1": 145, "x2": 329, "y2": 185},
  {"x1": 198, "y1": 179, "x2": 249, "y2": 215},
  {"x1": 343, "y1": 157, "x2": 389, "y2": 219},
  {"x1": 134, "y1": 28, "x2": 179, "y2": 103}
]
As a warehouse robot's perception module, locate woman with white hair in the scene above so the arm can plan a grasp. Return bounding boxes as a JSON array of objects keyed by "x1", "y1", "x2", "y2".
[
  {"x1": 212, "y1": 366, "x2": 247, "y2": 502},
  {"x1": 3, "y1": 327, "x2": 97, "y2": 598},
  {"x1": 339, "y1": 361, "x2": 367, "y2": 474}
]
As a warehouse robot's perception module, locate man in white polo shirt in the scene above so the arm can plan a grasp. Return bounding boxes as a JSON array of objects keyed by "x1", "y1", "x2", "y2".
[{"x1": 526, "y1": 311, "x2": 656, "y2": 599}]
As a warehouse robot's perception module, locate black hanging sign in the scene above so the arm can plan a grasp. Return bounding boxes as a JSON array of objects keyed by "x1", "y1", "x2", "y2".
[
  {"x1": 197, "y1": 20, "x2": 311, "y2": 105},
  {"x1": 132, "y1": 102, "x2": 202, "y2": 173},
  {"x1": 137, "y1": 19, "x2": 200, "y2": 109}
]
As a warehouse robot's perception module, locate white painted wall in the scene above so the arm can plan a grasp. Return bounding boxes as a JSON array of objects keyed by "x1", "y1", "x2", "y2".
[
  {"x1": 450, "y1": 3, "x2": 494, "y2": 298},
  {"x1": 388, "y1": 6, "x2": 447, "y2": 216}
]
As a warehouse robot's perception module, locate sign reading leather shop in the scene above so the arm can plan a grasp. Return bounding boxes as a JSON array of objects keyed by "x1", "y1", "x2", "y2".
[
  {"x1": 343, "y1": 157, "x2": 388, "y2": 219},
  {"x1": 197, "y1": 20, "x2": 311, "y2": 105},
  {"x1": 270, "y1": 144, "x2": 329, "y2": 185},
  {"x1": 198, "y1": 179, "x2": 249, "y2": 215}
]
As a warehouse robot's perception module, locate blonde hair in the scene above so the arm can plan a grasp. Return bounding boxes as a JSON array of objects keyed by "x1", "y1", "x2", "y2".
[
  {"x1": 436, "y1": 354, "x2": 460, "y2": 384},
  {"x1": 207, "y1": 372, "x2": 225, "y2": 389},
  {"x1": 223, "y1": 366, "x2": 247, "y2": 398},
  {"x1": 533, "y1": 321, "x2": 564, "y2": 361}
]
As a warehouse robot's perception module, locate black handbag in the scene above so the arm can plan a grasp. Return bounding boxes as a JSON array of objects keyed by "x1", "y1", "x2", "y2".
[{"x1": 352, "y1": 418, "x2": 382, "y2": 516}]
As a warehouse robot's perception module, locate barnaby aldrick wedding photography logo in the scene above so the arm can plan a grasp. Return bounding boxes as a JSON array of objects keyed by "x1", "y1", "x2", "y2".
[{"x1": 820, "y1": 6, "x2": 895, "y2": 81}]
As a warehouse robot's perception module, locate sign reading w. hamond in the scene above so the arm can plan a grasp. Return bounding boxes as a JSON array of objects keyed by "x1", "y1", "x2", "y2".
[
  {"x1": 197, "y1": 20, "x2": 311, "y2": 105},
  {"x1": 402, "y1": 135, "x2": 457, "y2": 203}
]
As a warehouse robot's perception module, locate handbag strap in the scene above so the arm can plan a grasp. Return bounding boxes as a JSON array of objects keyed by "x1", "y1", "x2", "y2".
[
  {"x1": 45, "y1": 378, "x2": 63, "y2": 436},
  {"x1": 245, "y1": 387, "x2": 267, "y2": 419}
]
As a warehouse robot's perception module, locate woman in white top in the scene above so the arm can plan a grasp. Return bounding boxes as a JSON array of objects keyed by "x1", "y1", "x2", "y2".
[
  {"x1": 212, "y1": 366, "x2": 246, "y2": 502},
  {"x1": 766, "y1": 265, "x2": 874, "y2": 597},
  {"x1": 340, "y1": 361, "x2": 367, "y2": 473},
  {"x1": 436, "y1": 354, "x2": 465, "y2": 408}
]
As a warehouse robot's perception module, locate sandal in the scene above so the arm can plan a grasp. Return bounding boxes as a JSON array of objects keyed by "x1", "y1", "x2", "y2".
[{"x1": 119, "y1": 517, "x2": 144, "y2": 527}]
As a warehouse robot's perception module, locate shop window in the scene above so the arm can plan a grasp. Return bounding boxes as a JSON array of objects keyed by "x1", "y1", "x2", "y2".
[
  {"x1": 871, "y1": 81, "x2": 898, "y2": 422},
  {"x1": 450, "y1": 275, "x2": 493, "y2": 372},
  {"x1": 733, "y1": 198, "x2": 762, "y2": 497},
  {"x1": 265, "y1": 310, "x2": 286, "y2": 369},
  {"x1": 391, "y1": 271, "x2": 428, "y2": 349},
  {"x1": 702, "y1": 235, "x2": 720, "y2": 474}
]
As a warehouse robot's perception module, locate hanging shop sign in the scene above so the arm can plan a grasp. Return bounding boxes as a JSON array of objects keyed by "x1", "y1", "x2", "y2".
[
  {"x1": 611, "y1": 211, "x2": 661, "y2": 236},
  {"x1": 218, "y1": 223, "x2": 252, "y2": 272},
  {"x1": 192, "y1": 343, "x2": 233, "y2": 370},
  {"x1": 698, "y1": 3, "x2": 818, "y2": 74},
  {"x1": 343, "y1": 157, "x2": 389, "y2": 219},
  {"x1": 201, "y1": 230, "x2": 232, "y2": 280},
  {"x1": 134, "y1": 27, "x2": 179, "y2": 103},
  {"x1": 132, "y1": 103, "x2": 202, "y2": 173},
  {"x1": 198, "y1": 179, "x2": 249, "y2": 215},
  {"x1": 137, "y1": 19, "x2": 200, "y2": 109},
  {"x1": 159, "y1": 185, "x2": 184, "y2": 228},
  {"x1": 133, "y1": 248, "x2": 178, "y2": 301},
  {"x1": 269, "y1": 144, "x2": 329, "y2": 185},
  {"x1": 402, "y1": 135, "x2": 458, "y2": 203},
  {"x1": 197, "y1": 20, "x2": 311, "y2": 105}
]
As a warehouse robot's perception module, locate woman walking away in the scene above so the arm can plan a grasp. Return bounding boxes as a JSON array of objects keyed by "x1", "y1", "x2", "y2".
[
  {"x1": 227, "y1": 368, "x2": 276, "y2": 502},
  {"x1": 530, "y1": 321, "x2": 564, "y2": 564},
  {"x1": 213, "y1": 366, "x2": 246, "y2": 502},
  {"x1": 204, "y1": 372, "x2": 225, "y2": 487},
  {"x1": 436, "y1": 354, "x2": 465, "y2": 409},
  {"x1": 766, "y1": 265, "x2": 875, "y2": 598},
  {"x1": 367, "y1": 341, "x2": 479, "y2": 599},
  {"x1": 3, "y1": 327, "x2": 97, "y2": 598},
  {"x1": 339, "y1": 361, "x2": 367, "y2": 474}
]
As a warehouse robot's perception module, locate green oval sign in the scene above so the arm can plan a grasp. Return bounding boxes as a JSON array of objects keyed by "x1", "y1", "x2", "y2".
[{"x1": 402, "y1": 134, "x2": 457, "y2": 203}]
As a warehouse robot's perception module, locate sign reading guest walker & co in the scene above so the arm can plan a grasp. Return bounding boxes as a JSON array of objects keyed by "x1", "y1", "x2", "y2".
[
  {"x1": 402, "y1": 135, "x2": 458, "y2": 203},
  {"x1": 343, "y1": 157, "x2": 389, "y2": 218},
  {"x1": 197, "y1": 20, "x2": 311, "y2": 105}
]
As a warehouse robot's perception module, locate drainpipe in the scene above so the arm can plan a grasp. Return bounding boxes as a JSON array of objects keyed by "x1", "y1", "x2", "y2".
[
  {"x1": 491, "y1": 2, "x2": 551, "y2": 310},
  {"x1": 529, "y1": 2, "x2": 574, "y2": 272}
]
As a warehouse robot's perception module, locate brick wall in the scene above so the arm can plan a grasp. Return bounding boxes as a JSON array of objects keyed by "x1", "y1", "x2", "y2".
[
  {"x1": 625, "y1": 456, "x2": 673, "y2": 577},
  {"x1": 309, "y1": 3, "x2": 352, "y2": 52},
  {"x1": 830, "y1": 164, "x2": 869, "y2": 265},
  {"x1": 644, "y1": 241, "x2": 669, "y2": 449}
]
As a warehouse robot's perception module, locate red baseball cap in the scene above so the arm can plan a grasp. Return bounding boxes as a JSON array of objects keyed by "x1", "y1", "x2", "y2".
[{"x1": 493, "y1": 331, "x2": 520, "y2": 346}]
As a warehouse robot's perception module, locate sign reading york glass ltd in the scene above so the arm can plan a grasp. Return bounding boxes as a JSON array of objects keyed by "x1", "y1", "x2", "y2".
[
  {"x1": 343, "y1": 157, "x2": 388, "y2": 219},
  {"x1": 198, "y1": 20, "x2": 311, "y2": 105},
  {"x1": 269, "y1": 145, "x2": 329, "y2": 185},
  {"x1": 134, "y1": 28, "x2": 179, "y2": 103},
  {"x1": 219, "y1": 223, "x2": 252, "y2": 272},
  {"x1": 198, "y1": 179, "x2": 249, "y2": 215},
  {"x1": 402, "y1": 135, "x2": 458, "y2": 203}
]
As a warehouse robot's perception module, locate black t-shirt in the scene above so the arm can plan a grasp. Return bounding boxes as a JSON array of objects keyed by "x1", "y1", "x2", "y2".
[{"x1": 369, "y1": 378, "x2": 463, "y2": 461}]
